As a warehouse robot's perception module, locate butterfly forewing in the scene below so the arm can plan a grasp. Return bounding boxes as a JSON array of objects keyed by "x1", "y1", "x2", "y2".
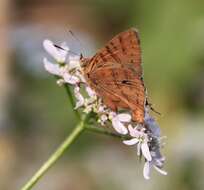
[
  {"x1": 86, "y1": 28, "x2": 142, "y2": 76},
  {"x1": 82, "y1": 28, "x2": 145, "y2": 124}
]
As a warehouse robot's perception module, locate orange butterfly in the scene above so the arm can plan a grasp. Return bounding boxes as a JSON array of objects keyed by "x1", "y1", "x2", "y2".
[{"x1": 81, "y1": 28, "x2": 146, "y2": 124}]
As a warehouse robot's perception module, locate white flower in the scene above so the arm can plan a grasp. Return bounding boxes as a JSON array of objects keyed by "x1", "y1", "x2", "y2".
[
  {"x1": 109, "y1": 112, "x2": 131, "y2": 135},
  {"x1": 68, "y1": 55, "x2": 80, "y2": 69},
  {"x1": 143, "y1": 161, "x2": 151, "y2": 180},
  {"x1": 43, "y1": 39, "x2": 68, "y2": 63},
  {"x1": 98, "y1": 114, "x2": 108, "y2": 125},
  {"x1": 56, "y1": 79, "x2": 65, "y2": 86},
  {"x1": 85, "y1": 86, "x2": 96, "y2": 97},
  {"x1": 74, "y1": 86, "x2": 85, "y2": 109},
  {"x1": 63, "y1": 73, "x2": 80, "y2": 85},
  {"x1": 43, "y1": 58, "x2": 62, "y2": 75},
  {"x1": 123, "y1": 125, "x2": 152, "y2": 161},
  {"x1": 44, "y1": 58, "x2": 79, "y2": 85},
  {"x1": 143, "y1": 161, "x2": 167, "y2": 180},
  {"x1": 75, "y1": 70, "x2": 86, "y2": 83},
  {"x1": 98, "y1": 105, "x2": 105, "y2": 112},
  {"x1": 116, "y1": 113, "x2": 131, "y2": 122},
  {"x1": 83, "y1": 105, "x2": 93, "y2": 113},
  {"x1": 101, "y1": 114, "x2": 108, "y2": 121}
]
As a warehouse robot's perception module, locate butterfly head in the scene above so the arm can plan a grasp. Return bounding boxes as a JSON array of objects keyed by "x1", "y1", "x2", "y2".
[{"x1": 80, "y1": 54, "x2": 90, "y2": 68}]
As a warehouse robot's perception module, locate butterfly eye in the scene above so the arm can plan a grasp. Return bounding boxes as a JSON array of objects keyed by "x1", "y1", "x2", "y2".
[{"x1": 80, "y1": 53, "x2": 83, "y2": 59}]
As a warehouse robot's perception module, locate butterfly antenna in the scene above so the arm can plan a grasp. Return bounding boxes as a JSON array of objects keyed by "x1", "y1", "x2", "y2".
[
  {"x1": 68, "y1": 30, "x2": 85, "y2": 55},
  {"x1": 54, "y1": 44, "x2": 79, "y2": 56},
  {"x1": 150, "y1": 106, "x2": 161, "y2": 115},
  {"x1": 54, "y1": 44, "x2": 66, "y2": 51},
  {"x1": 146, "y1": 100, "x2": 161, "y2": 116}
]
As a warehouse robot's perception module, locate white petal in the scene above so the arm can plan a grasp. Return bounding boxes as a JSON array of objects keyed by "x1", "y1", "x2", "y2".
[
  {"x1": 123, "y1": 138, "x2": 139, "y2": 145},
  {"x1": 83, "y1": 105, "x2": 92, "y2": 113},
  {"x1": 56, "y1": 79, "x2": 65, "y2": 86},
  {"x1": 74, "y1": 86, "x2": 84, "y2": 109},
  {"x1": 98, "y1": 105, "x2": 105, "y2": 112},
  {"x1": 128, "y1": 124, "x2": 135, "y2": 136},
  {"x1": 128, "y1": 124, "x2": 140, "y2": 138},
  {"x1": 43, "y1": 39, "x2": 67, "y2": 63},
  {"x1": 63, "y1": 73, "x2": 79, "y2": 84},
  {"x1": 112, "y1": 117, "x2": 128, "y2": 135},
  {"x1": 153, "y1": 166, "x2": 168, "y2": 175},
  {"x1": 109, "y1": 112, "x2": 116, "y2": 120},
  {"x1": 75, "y1": 100, "x2": 84, "y2": 109},
  {"x1": 100, "y1": 114, "x2": 108, "y2": 122},
  {"x1": 58, "y1": 44, "x2": 68, "y2": 62},
  {"x1": 68, "y1": 55, "x2": 80, "y2": 69},
  {"x1": 43, "y1": 58, "x2": 62, "y2": 76},
  {"x1": 155, "y1": 159, "x2": 164, "y2": 168},
  {"x1": 85, "y1": 86, "x2": 96, "y2": 97},
  {"x1": 143, "y1": 162, "x2": 151, "y2": 180},
  {"x1": 117, "y1": 113, "x2": 131, "y2": 122},
  {"x1": 141, "y1": 142, "x2": 152, "y2": 161},
  {"x1": 75, "y1": 71, "x2": 86, "y2": 83}
]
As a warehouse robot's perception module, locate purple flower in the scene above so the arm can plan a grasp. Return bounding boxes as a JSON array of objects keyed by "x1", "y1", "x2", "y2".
[{"x1": 143, "y1": 111, "x2": 167, "y2": 179}]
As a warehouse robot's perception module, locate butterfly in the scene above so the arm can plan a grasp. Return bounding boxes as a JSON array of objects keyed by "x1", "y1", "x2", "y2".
[{"x1": 80, "y1": 28, "x2": 146, "y2": 124}]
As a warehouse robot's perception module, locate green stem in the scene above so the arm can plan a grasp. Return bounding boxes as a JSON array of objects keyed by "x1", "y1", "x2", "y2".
[
  {"x1": 63, "y1": 84, "x2": 81, "y2": 120},
  {"x1": 55, "y1": 76, "x2": 81, "y2": 120},
  {"x1": 85, "y1": 125, "x2": 130, "y2": 140},
  {"x1": 20, "y1": 120, "x2": 86, "y2": 190}
]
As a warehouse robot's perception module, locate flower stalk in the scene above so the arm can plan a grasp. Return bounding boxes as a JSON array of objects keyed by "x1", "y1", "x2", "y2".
[
  {"x1": 85, "y1": 125, "x2": 131, "y2": 140},
  {"x1": 63, "y1": 83, "x2": 81, "y2": 120},
  {"x1": 20, "y1": 119, "x2": 86, "y2": 190},
  {"x1": 20, "y1": 120, "x2": 133, "y2": 190}
]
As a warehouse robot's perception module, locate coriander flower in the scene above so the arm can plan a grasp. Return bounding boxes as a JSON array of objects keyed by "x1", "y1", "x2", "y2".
[
  {"x1": 123, "y1": 125, "x2": 152, "y2": 161},
  {"x1": 43, "y1": 40, "x2": 81, "y2": 86},
  {"x1": 43, "y1": 39, "x2": 68, "y2": 63},
  {"x1": 142, "y1": 113, "x2": 167, "y2": 179},
  {"x1": 74, "y1": 86, "x2": 85, "y2": 109},
  {"x1": 143, "y1": 159, "x2": 167, "y2": 180},
  {"x1": 68, "y1": 55, "x2": 81, "y2": 70},
  {"x1": 109, "y1": 112, "x2": 131, "y2": 135},
  {"x1": 43, "y1": 58, "x2": 62, "y2": 76},
  {"x1": 143, "y1": 140, "x2": 167, "y2": 179},
  {"x1": 85, "y1": 86, "x2": 96, "y2": 97},
  {"x1": 63, "y1": 73, "x2": 80, "y2": 84}
]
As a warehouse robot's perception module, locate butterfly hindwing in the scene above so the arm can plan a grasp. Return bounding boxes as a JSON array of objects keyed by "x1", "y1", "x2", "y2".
[{"x1": 88, "y1": 66, "x2": 145, "y2": 123}]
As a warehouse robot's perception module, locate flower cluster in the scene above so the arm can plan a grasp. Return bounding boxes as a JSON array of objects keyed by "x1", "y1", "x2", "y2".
[{"x1": 43, "y1": 39, "x2": 167, "y2": 179}]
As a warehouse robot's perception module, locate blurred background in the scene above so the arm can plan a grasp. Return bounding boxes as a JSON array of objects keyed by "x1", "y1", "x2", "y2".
[{"x1": 1, "y1": 0, "x2": 204, "y2": 189}]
